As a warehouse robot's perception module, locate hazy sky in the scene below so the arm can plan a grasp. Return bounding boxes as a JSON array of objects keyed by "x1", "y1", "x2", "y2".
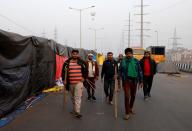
[{"x1": 0, "y1": 0, "x2": 192, "y2": 55}]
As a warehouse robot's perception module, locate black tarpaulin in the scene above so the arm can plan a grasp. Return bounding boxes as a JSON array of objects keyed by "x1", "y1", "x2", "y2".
[
  {"x1": 0, "y1": 30, "x2": 56, "y2": 116},
  {"x1": 0, "y1": 29, "x2": 97, "y2": 117},
  {"x1": 55, "y1": 44, "x2": 69, "y2": 57}
]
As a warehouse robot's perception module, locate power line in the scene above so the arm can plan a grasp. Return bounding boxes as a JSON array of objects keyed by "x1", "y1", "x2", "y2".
[
  {"x1": 152, "y1": 0, "x2": 190, "y2": 14},
  {"x1": 0, "y1": 13, "x2": 35, "y2": 34}
]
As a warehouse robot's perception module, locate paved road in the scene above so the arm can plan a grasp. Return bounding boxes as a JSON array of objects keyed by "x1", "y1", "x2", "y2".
[{"x1": 2, "y1": 73, "x2": 192, "y2": 131}]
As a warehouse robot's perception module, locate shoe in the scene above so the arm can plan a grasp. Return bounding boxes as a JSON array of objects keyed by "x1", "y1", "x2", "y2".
[
  {"x1": 109, "y1": 101, "x2": 113, "y2": 105},
  {"x1": 87, "y1": 96, "x2": 91, "y2": 101},
  {"x1": 92, "y1": 96, "x2": 96, "y2": 101},
  {"x1": 74, "y1": 112, "x2": 82, "y2": 118},
  {"x1": 123, "y1": 114, "x2": 130, "y2": 120},
  {"x1": 144, "y1": 96, "x2": 148, "y2": 101},
  {"x1": 70, "y1": 110, "x2": 75, "y2": 115},
  {"x1": 129, "y1": 109, "x2": 136, "y2": 115}
]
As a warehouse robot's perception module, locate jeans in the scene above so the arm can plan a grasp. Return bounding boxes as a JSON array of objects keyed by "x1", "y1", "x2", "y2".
[{"x1": 104, "y1": 78, "x2": 115, "y2": 102}]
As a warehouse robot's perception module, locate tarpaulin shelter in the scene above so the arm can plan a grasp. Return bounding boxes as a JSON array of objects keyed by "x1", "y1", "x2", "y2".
[
  {"x1": 55, "y1": 55, "x2": 68, "y2": 80},
  {"x1": 0, "y1": 29, "x2": 58, "y2": 117},
  {"x1": 0, "y1": 29, "x2": 97, "y2": 117}
]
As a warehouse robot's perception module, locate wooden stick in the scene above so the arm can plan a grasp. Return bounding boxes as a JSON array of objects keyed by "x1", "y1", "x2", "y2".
[
  {"x1": 114, "y1": 78, "x2": 118, "y2": 119},
  {"x1": 114, "y1": 66, "x2": 118, "y2": 119},
  {"x1": 63, "y1": 67, "x2": 68, "y2": 110},
  {"x1": 85, "y1": 79, "x2": 96, "y2": 90}
]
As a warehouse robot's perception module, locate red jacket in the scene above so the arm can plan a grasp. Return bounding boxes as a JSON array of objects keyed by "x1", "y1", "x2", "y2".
[{"x1": 140, "y1": 57, "x2": 157, "y2": 76}]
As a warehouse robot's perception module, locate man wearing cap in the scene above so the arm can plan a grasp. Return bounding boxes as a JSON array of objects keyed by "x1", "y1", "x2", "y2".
[{"x1": 84, "y1": 53, "x2": 99, "y2": 101}]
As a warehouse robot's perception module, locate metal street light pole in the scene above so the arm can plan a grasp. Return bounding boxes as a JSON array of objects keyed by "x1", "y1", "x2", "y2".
[
  {"x1": 80, "y1": 10, "x2": 82, "y2": 48},
  {"x1": 94, "y1": 29, "x2": 96, "y2": 51},
  {"x1": 69, "y1": 6, "x2": 95, "y2": 48},
  {"x1": 141, "y1": 0, "x2": 143, "y2": 48},
  {"x1": 155, "y1": 30, "x2": 158, "y2": 46},
  {"x1": 128, "y1": 12, "x2": 131, "y2": 48}
]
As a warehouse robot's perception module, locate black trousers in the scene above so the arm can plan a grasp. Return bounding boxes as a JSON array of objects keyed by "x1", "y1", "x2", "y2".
[
  {"x1": 85, "y1": 77, "x2": 95, "y2": 97},
  {"x1": 104, "y1": 78, "x2": 115, "y2": 102},
  {"x1": 143, "y1": 76, "x2": 154, "y2": 97}
]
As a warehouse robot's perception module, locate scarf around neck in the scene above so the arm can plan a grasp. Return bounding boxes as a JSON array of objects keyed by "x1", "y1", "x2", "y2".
[{"x1": 122, "y1": 57, "x2": 137, "y2": 78}]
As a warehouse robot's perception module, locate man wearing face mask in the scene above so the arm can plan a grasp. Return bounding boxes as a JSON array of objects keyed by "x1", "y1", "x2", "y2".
[
  {"x1": 101, "y1": 52, "x2": 117, "y2": 105},
  {"x1": 62, "y1": 49, "x2": 87, "y2": 118},
  {"x1": 84, "y1": 53, "x2": 99, "y2": 101},
  {"x1": 120, "y1": 48, "x2": 143, "y2": 120},
  {"x1": 139, "y1": 51, "x2": 157, "y2": 100}
]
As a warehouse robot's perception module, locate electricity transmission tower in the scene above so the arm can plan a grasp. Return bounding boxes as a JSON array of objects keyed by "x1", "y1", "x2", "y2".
[
  {"x1": 124, "y1": 12, "x2": 132, "y2": 48},
  {"x1": 170, "y1": 28, "x2": 181, "y2": 50},
  {"x1": 135, "y1": 0, "x2": 150, "y2": 48},
  {"x1": 54, "y1": 27, "x2": 58, "y2": 42}
]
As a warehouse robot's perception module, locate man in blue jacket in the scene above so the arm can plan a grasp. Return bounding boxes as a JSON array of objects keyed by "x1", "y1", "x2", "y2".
[{"x1": 101, "y1": 52, "x2": 117, "y2": 105}]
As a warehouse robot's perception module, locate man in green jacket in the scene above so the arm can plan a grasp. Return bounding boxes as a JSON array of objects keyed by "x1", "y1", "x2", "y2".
[{"x1": 120, "y1": 48, "x2": 143, "y2": 120}]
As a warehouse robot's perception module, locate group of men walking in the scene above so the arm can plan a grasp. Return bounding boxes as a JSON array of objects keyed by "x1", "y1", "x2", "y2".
[{"x1": 62, "y1": 48, "x2": 157, "y2": 120}]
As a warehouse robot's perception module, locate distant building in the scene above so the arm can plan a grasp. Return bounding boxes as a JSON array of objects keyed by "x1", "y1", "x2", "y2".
[{"x1": 167, "y1": 48, "x2": 192, "y2": 64}]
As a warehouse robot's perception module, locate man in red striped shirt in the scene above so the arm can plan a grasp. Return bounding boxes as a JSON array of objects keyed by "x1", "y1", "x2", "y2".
[{"x1": 62, "y1": 49, "x2": 87, "y2": 118}]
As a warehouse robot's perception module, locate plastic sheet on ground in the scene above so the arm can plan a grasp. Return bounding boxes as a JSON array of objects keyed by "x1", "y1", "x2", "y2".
[
  {"x1": 43, "y1": 86, "x2": 63, "y2": 93},
  {"x1": 0, "y1": 94, "x2": 46, "y2": 128}
]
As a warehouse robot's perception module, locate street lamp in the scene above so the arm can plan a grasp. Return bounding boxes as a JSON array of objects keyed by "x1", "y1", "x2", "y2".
[
  {"x1": 69, "y1": 6, "x2": 95, "y2": 48},
  {"x1": 155, "y1": 30, "x2": 159, "y2": 46},
  {"x1": 89, "y1": 28, "x2": 104, "y2": 51}
]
